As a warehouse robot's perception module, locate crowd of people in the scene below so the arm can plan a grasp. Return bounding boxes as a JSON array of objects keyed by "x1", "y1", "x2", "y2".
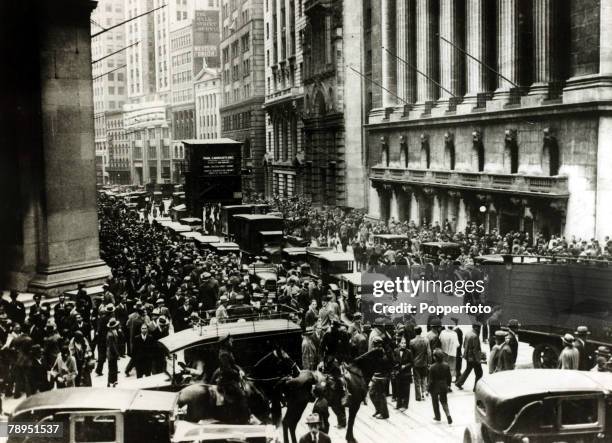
[{"x1": 1, "y1": 192, "x2": 611, "y2": 431}]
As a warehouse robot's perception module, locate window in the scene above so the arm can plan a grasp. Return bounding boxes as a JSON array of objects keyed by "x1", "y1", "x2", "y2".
[
  {"x1": 74, "y1": 415, "x2": 116, "y2": 442},
  {"x1": 117, "y1": 73, "x2": 124, "y2": 81},
  {"x1": 561, "y1": 399, "x2": 599, "y2": 426},
  {"x1": 108, "y1": 73, "x2": 114, "y2": 81}
]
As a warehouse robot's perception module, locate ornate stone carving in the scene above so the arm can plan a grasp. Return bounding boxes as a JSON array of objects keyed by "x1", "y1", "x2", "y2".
[{"x1": 472, "y1": 130, "x2": 481, "y2": 143}]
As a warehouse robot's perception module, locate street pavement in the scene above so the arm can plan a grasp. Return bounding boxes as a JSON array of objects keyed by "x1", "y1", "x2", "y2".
[{"x1": 0, "y1": 332, "x2": 534, "y2": 443}]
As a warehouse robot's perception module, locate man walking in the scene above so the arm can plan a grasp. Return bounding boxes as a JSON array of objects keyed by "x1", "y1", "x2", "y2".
[
  {"x1": 409, "y1": 326, "x2": 430, "y2": 401},
  {"x1": 455, "y1": 323, "x2": 483, "y2": 391}
]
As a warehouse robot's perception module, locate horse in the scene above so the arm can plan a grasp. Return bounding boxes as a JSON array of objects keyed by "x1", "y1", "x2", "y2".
[
  {"x1": 274, "y1": 347, "x2": 392, "y2": 443},
  {"x1": 249, "y1": 348, "x2": 301, "y2": 425},
  {"x1": 176, "y1": 378, "x2": 271, "y2": 425}
]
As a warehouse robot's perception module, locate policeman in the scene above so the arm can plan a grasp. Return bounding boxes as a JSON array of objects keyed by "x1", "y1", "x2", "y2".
[{"x1": 369, "y1": 337, "x2": 389, "y2": 419}]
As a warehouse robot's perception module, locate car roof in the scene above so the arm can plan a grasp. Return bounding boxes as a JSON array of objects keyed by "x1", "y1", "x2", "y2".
[
  {"x1": 421, "y1": 242, "x2": 460, "y2": 247},
  {"x1": 159, "y1": 318, "x2": 302, "y2": 354},
  {"x1": 172, "y1": 421, "x2": 268, "y2": 443},
  {"x1": 477, "y1": 369, "x2": 612, "y2": 401},
  {"x1": 373, "y1": 234, "x2": 409, "y2": 239},
  {"x1": 12, "y1": 388, "x2": 177, "y2": 416},
  {"x1": 309, "y1": 251, "x2": 354, "y2": 262},
  {"x1": 233, "y1": 214, "x2": 283, "y2": 221}
]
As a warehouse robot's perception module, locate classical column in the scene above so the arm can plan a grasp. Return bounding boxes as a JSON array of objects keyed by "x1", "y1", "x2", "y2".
[
  {"x1": 461, "y1": 0, "x2": 488, "y2": 106},
  {"x1": 438, "y1": 0, "x2": 463, "y2": 102},
  {"x1": 25, "y1": 0, "x2": 110, "y2": 292},
  {"x1": 396, "y1": 0, "x2": 416, "y2": 104},
  {"x1": 369, "y1": 184, "x2": 381, "y2": 219},
  {"x1": 390, "y1": 189, "x2": 400, "y2": 221},
  {"x1": 410, "y1": 193, "x2": 420, "y2": 225},
  {"x1": 381, "y1": 0, "x2": 397, "y2": 107},
  {"x1": 415, "y1": 0, "x2": 438, "y2": 104},
  {"x1": 494, "y1": 0, "x2": 520, "y2": 98},
  {"x1": 432, "y1": 195, "x2": 442, "y2": 225},
  {"x1": 457, "y1": 198, "x2": 468, "y2": 231},
  {"x1": 528, "y1": 0, "x2": 558, "y2": 97}
]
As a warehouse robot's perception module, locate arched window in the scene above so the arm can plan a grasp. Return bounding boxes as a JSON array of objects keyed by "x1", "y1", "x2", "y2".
[
  {"x1": 399, "y1": 136, "x2": 408, "y2": 168},
  {"x1": 314, "y1": 90, "x2": 326, "y2": 117}
]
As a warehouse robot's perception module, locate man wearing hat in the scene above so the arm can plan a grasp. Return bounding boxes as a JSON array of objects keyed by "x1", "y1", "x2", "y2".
[
  {"x1": 151, "y1": 316, "x2": 170, "y2": 374},
  {"x1": 215, "y1": 295, "x2": 229, "y2": 323},
  {"x1": 106, "y1": 319, "x2": 121, "y2": 387},
  {"x1": 6, "y1": 290, "x2": 25, "y2": 326},
  {"x1": 455, "y1": 323, "x2": 483, "y2": 391},
  {"x1": 409, "y1": 326, "x2": 430, "y2": 401},
  {"x1": 558, "y1": 333, "x2": 579, "y2": 370},
  {"x1": 506, "y1": 319, "x2": 520, "y2": 366},
  {"x1": 368, "y1": 336, "x2": 389, "y2": 419},
  {"x1": 574, "y1": 325, "x2": 592, "y2": 371},
  {"x1": 299, "y1": 413, "x2": 331, "y2": 443},
  {"x1": 489, "y1": 330, "x2": 513, "y2": 373},
  {"x1": 227, "y1": 294, "x2": 256, "y2": 319},
  {"x1": 95, "y1": 303, "x2": 115, "y2": 376},
  {"x1": 132, "y1": 323, "x2": 156, "y2": 378},
  {"x1": 29, "y1": 344, "x2": 50, "y2": 394}
]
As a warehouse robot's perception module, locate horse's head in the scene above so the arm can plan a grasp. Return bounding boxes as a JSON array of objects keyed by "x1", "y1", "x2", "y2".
[{"x1": 253, "y1": 348, "x2": 300, "y2": 378}]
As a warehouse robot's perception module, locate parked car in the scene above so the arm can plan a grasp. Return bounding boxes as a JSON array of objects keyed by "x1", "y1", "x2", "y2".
[
  {"x1": 464, "y1": 369, "x2": 612, "y2": 443},
  {"x1": 6, "y1": 387, "x2": 273, "y2": 443}
]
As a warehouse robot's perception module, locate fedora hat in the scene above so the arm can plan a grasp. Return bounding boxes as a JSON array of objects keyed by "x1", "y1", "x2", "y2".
[
  {"x1": 305, "y1": 414, "x2": 320, "y2": 425},
  {"x1": 107, "y1": 319, "x2": 120, "y2": 329},
  {"x1": 562, "y1": 333, "x2": 575, "y2": 345}
]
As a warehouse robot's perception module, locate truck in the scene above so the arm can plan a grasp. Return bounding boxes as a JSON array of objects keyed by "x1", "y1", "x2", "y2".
[
  {"x1": 232, "y1": 214, "x2": 284, "y2": 261},
  {"x1": 476, "y1": 254, "x2": 612, "y2": 368}
]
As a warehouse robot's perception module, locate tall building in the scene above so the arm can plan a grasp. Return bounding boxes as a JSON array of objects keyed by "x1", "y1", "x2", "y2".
[
  {"x1": 91, "y1": 0, "x2": 128, "y2": 184},
  {"x1": 123, "y1": 0, "x2": 220, "y2": 185},
  {"x1": 106, "y1": 110, "x2": 131, "y2": 184},
  {"x1": 364, "y1": 0, "x2": 612, "y2": 241},
  {"x1": 194, "y1": 67, "x2": 222, "y2": 139},
  {"x1": 262, "y1": 0, "x2": 303, "y2": 198},
  {"x1": 170, "y1": 3, "x2": 221, "y2": 179},
  {"x1": 263, "y1": 0, "x2": 366, "y2": 206},
  {"x1": 219, "y1": 0, "x2": 266, "y2": 197}
]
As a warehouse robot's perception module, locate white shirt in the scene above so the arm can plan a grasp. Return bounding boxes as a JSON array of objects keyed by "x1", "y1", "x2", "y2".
[{"x1": 440, "y1": 329, "x2": 460, "y2": 356}]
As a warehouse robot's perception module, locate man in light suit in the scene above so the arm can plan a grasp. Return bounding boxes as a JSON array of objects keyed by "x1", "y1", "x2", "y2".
[{"x1": 299, "y1": 414, "x2": 331, "y2": 443}]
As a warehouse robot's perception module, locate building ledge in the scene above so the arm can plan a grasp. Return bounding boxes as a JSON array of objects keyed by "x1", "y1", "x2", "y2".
[{"x1": 370, "y1": 166, "x2": 569, "y2": 198}]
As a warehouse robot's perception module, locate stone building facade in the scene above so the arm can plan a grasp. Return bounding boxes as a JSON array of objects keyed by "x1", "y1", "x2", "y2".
[
  {"x1": 106, "y1": 110, "x2": 131, "y2": 184},
  {"x1": 263, "y1": 0, "x2": 367, "y2": 206},
  {"x1": 220, "y1": 0, "x2": 267, "y2": 196},
  {"x1": 364, "y1": 0, "x2": 612, "y2": 240}
]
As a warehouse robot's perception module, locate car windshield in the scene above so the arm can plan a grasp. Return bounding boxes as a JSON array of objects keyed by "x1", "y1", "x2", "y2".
[{"x1": 561, "y1": 398, "x2": 599, "y2": 425}]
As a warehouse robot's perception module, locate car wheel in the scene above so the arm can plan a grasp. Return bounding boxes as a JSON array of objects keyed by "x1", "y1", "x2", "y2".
[
  {"x1": 463, "y1": 425, "x2": 484, "y2": 443},
  {"x1": 532, "y1": 342, "x2": 560, "y2": 368}
]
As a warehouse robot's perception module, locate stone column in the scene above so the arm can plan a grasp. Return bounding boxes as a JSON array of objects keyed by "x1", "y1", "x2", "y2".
[
  {"x1": 410, "y1": 193, "x2": 419, "y2": 225},
  {"x1": 494, "y1": 0, "x2": 520, "y2": 99},
  {"x1": 390, "y1": 189, "x2": 400, "y2": 221},
  {"x1": 396, "y1": 0, "x2": 416, "y2": 104},
  {"x1": 415, "y1": 0, "x2": 438, "y2": 104},
  {"x1": 459, "y1": 0, "x2": 488, "y2": 111},
  {"x1": 438, "y1": 0, "x2": 463, "y2": 103},
  {"x1": 381, "y1": 0, "x2": 397, "y2": 108},
  {"x1": 369, "y1": 184, "x2": 381, "y2": 219},
  {"x1": 564, "y1": 0, "x2": 612, "y2": 103},
  {"x1": 25, "y1": 0, "x2": 111, "y2": 292},
  {"x1": 457, "y1": 198, "x2": 468, "y2": 231},
  {"x1": 432, "y1": 195, "x2": 442, "y2": 225}
]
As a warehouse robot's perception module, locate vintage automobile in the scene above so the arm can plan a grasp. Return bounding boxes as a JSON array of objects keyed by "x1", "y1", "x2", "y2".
[
  {"x1": 119, "y1": 318, "x2": 302, "y2": 391},
  {"x1": 219, "y1": 205, "x2": 255, "y2": 237},
  {"x1": 6, "y1": 387, "x2": 274, "y2": 443},
  {"x1": 372, "y1": 234, "x2": 410, "y2": 250},
  {"x1": 464, "y1": 369, "x2": 612, "y2": 443},
  {"x1": 306, "y1": 250, "x2": 354, "y2": 284},
  {"x1": 179, "y1": 218, "x2": 203, "y2": 231},
  {"x1": 419, "y1": 241, "x2": 462, "y2": 263}
]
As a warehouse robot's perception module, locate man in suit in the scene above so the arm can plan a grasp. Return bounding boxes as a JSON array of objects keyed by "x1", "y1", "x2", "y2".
[
  {"x1": 28, "y1": 344, "x2": 50, "y2": 395},
  {"x1": 428, "y1": 349, "x2": 453, "y2": 424},
  {"x1": 106, "y1": 319, "x2": 121, "y2": 387},
  {"x1": 132, "y1": 324, "x2": 156, "y2": 378},
  {"x1": 6, "y1": 291, "x2": 25, "y2": 327},
  {"x1": 299, "y1": 414, "x2": 331, "y2": 443},
  {"x1": 173, "y1": 299, "x2": 193, "y2": 332},
  {"x1": 409, "y1": 326, "x2": 431, "y2": 401},
  {"x1": 394, "y1": 337, "x2": 413, "y2": 411},
  {"x1": 455, "y1": 323, "x2": 483, "y2": 391}
]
